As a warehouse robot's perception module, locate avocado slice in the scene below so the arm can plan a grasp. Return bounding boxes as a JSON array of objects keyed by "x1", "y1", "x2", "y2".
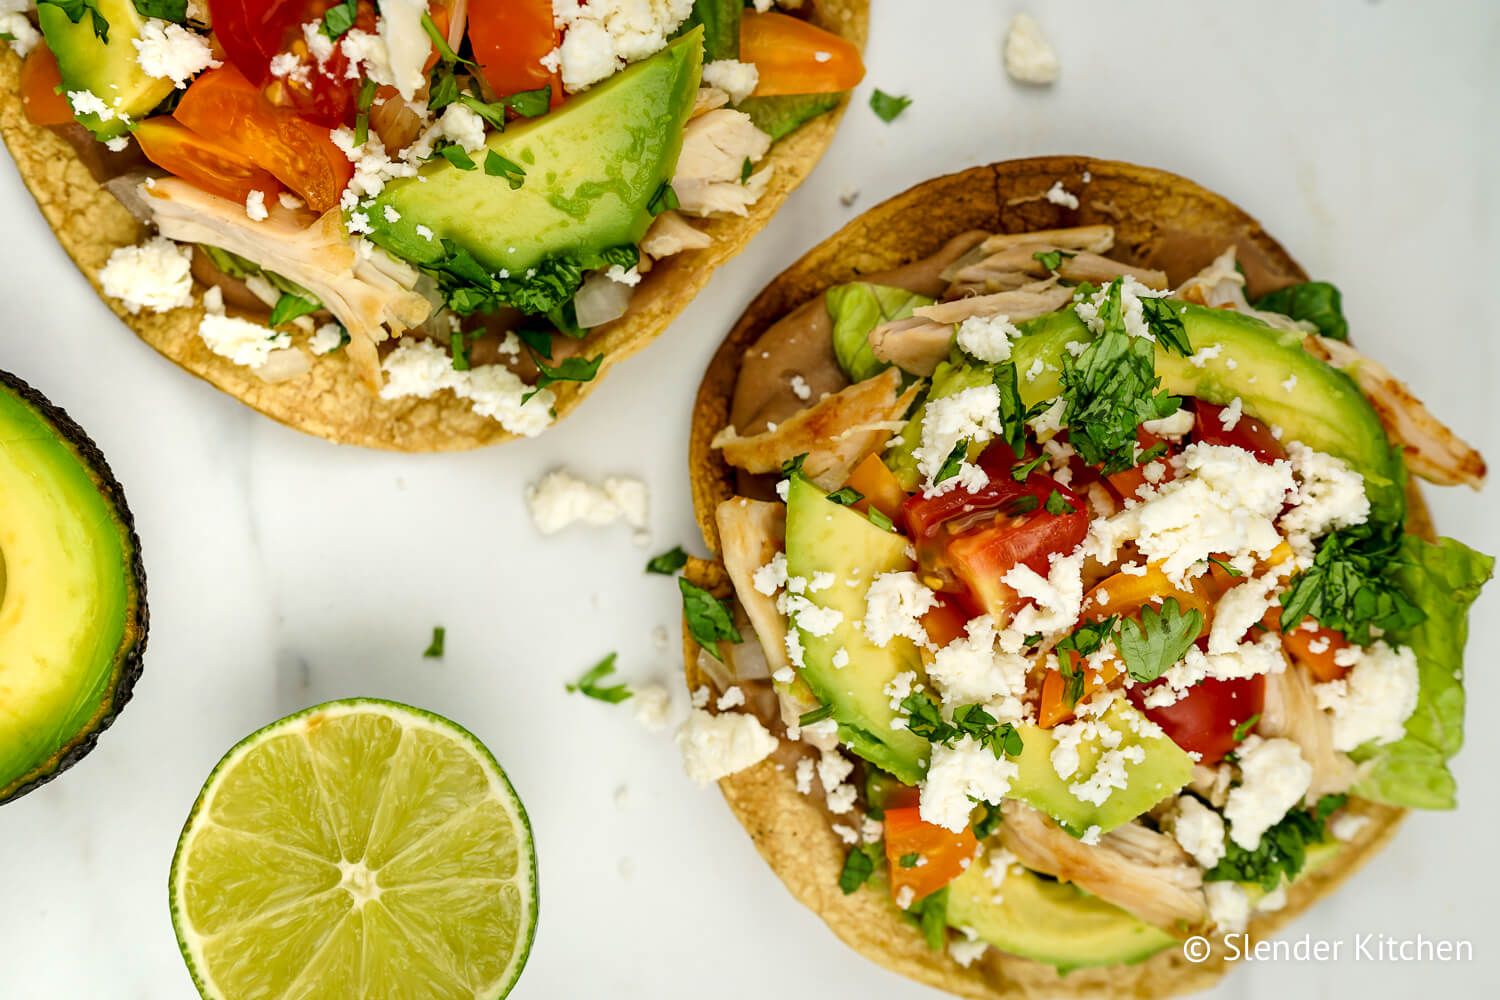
[
  {"x1": 947, "y1": 859, "x2": 1175, "y2": 971},
  {"x1": 1009, "y1": 701, "x2": 1193, "y2": 837},
  {"x1": 365, "y1": 29, "x2": 703, "y2": 277},
  {"x1": 0, "y1": 372, "x2": 147, "y2": 803},
  {"x1": 886, "y1": 304, "x2": 1404, "y2": 520},
  {"x1": 37, "y1": 0, "x2": 176, "y2": 140},
  {"x1": 784, "y1": 476, "x2": 931, "y2": 783}
]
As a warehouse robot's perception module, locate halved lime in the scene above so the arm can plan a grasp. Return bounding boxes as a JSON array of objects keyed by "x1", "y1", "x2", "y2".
[{"x1": 169, "y1": 699, "x2": 537, "y2": 1000}]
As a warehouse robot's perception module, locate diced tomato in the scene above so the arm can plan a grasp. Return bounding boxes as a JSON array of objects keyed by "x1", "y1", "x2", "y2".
[
  {"x1": 20, "y1": 46, "x2": 74, "y2": 127},
  {"x1": 1103, "y1": 428, "x2": 1175, "y2": 502},
  {"x1": 209, "y1": 0, "x2": 378, "y2": 127},
  {"x1": 883, "y1": 806, "x2": 978, "y2": 901},
  {"x1": 902, "y1": 441, "x2": 1041, "y2": 541},
  {"x1": 175, "y1": 66, "x2": 353, "y2": 212},
  {"x1": 134, "y1": 118, "x2": 282, "y2": 205},
  {"x1": 1038, "y1": 651, "x2": 1122, "y2": 728},
  {"x1": 1131, "y1": 674, "x2": 1265, "y2": 765},
  {"x1": 740, "y1": 11, "x2": 865, "y2": 97},
  {"x1": 467, "y1": 0, "x2": 562, "y2": 107},
  {"x1": 1191, "y1": 399, "x2": 1286, "y2": 464},
  {"x1": 920, "y1": 595, "x2": 971, "y2": 649},
  {"x1": 845, "y1": 453, "x2": 908, "y2": 525},
  {"x1": 1272, "y1": 612, "x2": 1351, "y2": 683}
]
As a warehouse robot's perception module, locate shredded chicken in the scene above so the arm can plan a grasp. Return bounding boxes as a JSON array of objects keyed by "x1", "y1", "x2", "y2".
[
  {"x1": 713, "y1": 367, "x2": 920, "y2": 489},
  {"x1": 672, "y1": 109, "x2": 774, "y2": 218},
  {"x1": 1001, "y1": 801, "x2": 1206, "y2": 930},
  {"x1": 948, "y1": 245, "x2": 1167, "y2": 294},
  {"x1": 145, "y1": 178, "x2": 432, "y2": 389},
  {"x1": 692, "y1": 86, "x2": 731, "y2": 117},
  {"x1": 974, "y1": 225, "x2": 1116, "y2": 256},
  {"x1": 869, "y1": 317, "x2": 954, "y2": 376},
  {"x1": 913, "y1": 278, "x2": 1074, "y2": 325},
  {"x1": 1188, "y1": 764, "x2": 1234, "y2": 808},
  {"x1": 1306, "y1": 335, "x2": 1486, "y2": 488},
  {"x1": 1176, "y1": 247, "x2": 1315, "y2": 334},
  {"x1": 1260, "y1": 663, "x2": 1357, "y2": 802},
  {"x1": 641, "y1": 210, "x2": 712, "y2": 259},
  {"x1": 716, "y1": 497, "x2": 791, "y2": 678}
]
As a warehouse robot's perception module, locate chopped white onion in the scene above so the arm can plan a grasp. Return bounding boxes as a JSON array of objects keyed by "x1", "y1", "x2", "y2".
[
  {"x1": 256, "y1": 347, "x2": 311, "y2": 383},
  {"x1": 573, "y1": 271, "x2": 634, "y2": 329}
]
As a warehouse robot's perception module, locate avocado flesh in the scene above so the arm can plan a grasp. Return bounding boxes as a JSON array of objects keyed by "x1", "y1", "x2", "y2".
[
  {"x1": 886, "y1": 304, "x2": 1403, "y2": 520},
  {"x1": 366, "y1": 29, "x2": 704, "y2": 276},
  {"x1": 37, "y1": 0, "x2": 175, "y2": 140},
  {"x1": 0, "y1": 374, "x2": 144, "y2": 802},
  {"x1": 947, "y1": 860, "x2": 1175, "y2": 971},
  {"x1": 783, "y1": 476, "x2": 930, "y2": 784},
  {"x1": 1010, "y1": 701, "x2": 1193, "y2": 836}
]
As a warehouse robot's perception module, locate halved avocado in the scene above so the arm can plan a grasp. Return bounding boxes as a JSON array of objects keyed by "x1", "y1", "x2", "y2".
[{"x1": 0, "y1": 371, "x2": 147, "y2": 803}]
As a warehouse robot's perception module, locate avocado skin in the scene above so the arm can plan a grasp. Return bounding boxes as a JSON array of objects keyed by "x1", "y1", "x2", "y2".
[{"x1": 0, "y1": 371, "x2": 148, "y2": 805}]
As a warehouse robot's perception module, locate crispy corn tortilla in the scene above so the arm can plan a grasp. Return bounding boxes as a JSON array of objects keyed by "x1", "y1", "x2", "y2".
[
  {"x1": 684, "y1": 158, "x2": 1420, "y2": 998},
  {"x1": 0, "y1": 0, "x2": 866, "y2": 450}
]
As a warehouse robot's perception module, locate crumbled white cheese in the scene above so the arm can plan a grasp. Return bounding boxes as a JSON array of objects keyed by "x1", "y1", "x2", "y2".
[
  {"x1": 308, "y1": 323, "x2": 344, "y2": 355},
  {"x1": 1313, "y1": 641, "x2": 1419, "y2": 752},
  {"x1": 956, "y1": 313, "x2": 1022, "y2": 363},
  {"x1": 1, "y1": 5, "x2": 39, "y2": 57},
  {"x1": 702, "y1": 58, "x2": 760, "y2": 104},
  {"x1": 269, "y1": 51, "x2": 310, "y2": 86},
  {"x1": 329, "y1": 127, "x2": 420, "y2": 209},
  {"x1": 1329, "y1": 812, "x2": 1370, "y2": 842},
  {"x1": 885, "y1": 670, "x2": 917, "y2": 713},
  {"x1": 914, "y1": 384, "x2": 1005, "y2": 492},
  {"x1": 1142, "y1": 408, "x2": 1195, "y2": 439},
  {"x1": 753, "y1": 552, "x2": 788, "y2": 596},
  {"x1": 1002, "y1": 12, "x2": 1059, "y2": 85},
  {"x1": 66, "y1": 90, "x2": 119, "y2": 122},
  {"x1": 379, "y1": 338, "x2": 555, "y2": 437},
  {"x1": 920, "y1": 737, "x2": 1019, "y2": 832},
  {"x1": 716, "y1": 686, "x2": 745, "y2": 711},
  {"x1": 1029, "y1": 396, "x2": 1068, "y2": 440},
  {"x1": 633, "y1": 683, "x2": 673, "y2": 732},
  {"x1": 1207, "y1": 575, "x2": 1280, "y2": 654},
  {"x1": 1279, "y1": 442, "x2": 1370, "y2": 541},
  {"x1": 97, "y1": 237, "x2": 195, "y2": 315},
  {"x1": 376, "y1": 0, "x2": 430, "y2": 100},
  {"x1": 436, "y1": 102, "x2": 489, "y2": 154},
  {"x1": 676, "y1": 709, "x2": 778, "y2": 785},
  {"x1": 1171, "y1": 795, "x2": 1227, "y2": 869},
  {"x1": 789, "y1": 373, "x2": 812, "y2": 400},
  {"x1": 1074, "y1": 275, "x2": 1167, "y2": 339},
  {"x1": 199, "y1": 313, "x2": 291, "y2": 370},
  {"x1": 1219, "y1": 396, "x2": 1244, "y2": 431},
  {"x1": 1205, "y1": 881, "x2": 1250, "y2": 932},
  {"x1": 1223, "y1": 736, "x2": 1312, "y2": 850},
  {"x1": 926, "y1": 615, "x2": 1029, "y2": 721},
  {"x1": 553, "y1": 0, "x2": 696, "y2": 92},
  {"x1": 133, "y1": 19, "x2": 218, "y2": 88},
  {"x1": 794, "y1": 757, "x2": 815, "y2": 794},
  {"x1": 244, "y1": 189, "x2": 269, "y2": 222},
  {"x1": 1069, "y1": 743, "x2": 1145, "y2": 806},
  {"x1": 949, "y1": 933, "x2": 988, "y2": 968},
  {"x1": 1045, "y1": 180, "x2": 1079, "y2": 209},
  {"x1": 863, "y1": 572, "x2": 937, "y2": 648},
  {"x1": 1086, "y1": 443, "x2": 1294, "y2": 584},
  {"x1": 1003, "y1": 552, "x2": 1084, "y2": 637},
  {"x1": 525, "y1": 467, "x2": 650, "y2": 536}
]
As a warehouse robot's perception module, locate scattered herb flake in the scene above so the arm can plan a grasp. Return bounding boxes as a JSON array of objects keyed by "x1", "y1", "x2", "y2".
[
  {"x1": 1116, "y1": 598, "x2": 1203, "y2": 683},
  {"x1": 679, "y1": 578, "x2": 742, "y2": 661},
  {"x1": 869, "y1": 89, "x2": 912, "y2": 122},
  {"x1": 566, "y1": 652, "x2": 633, "y2": 704},
  {"x1": 423, "y1": 626, "x2": 446, "y2": 659},
  {"x1": 646, "y1": 546, "x2": 689, "y2": 575}
]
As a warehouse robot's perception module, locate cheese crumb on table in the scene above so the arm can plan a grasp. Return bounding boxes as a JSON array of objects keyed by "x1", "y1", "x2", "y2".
[{"x1": 1003, "y1": 12, "x2": 1060, "y2": 85}]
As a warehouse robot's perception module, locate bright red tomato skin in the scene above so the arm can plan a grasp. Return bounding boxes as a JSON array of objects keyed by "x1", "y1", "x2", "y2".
[
  {"x1": 467, "y1": 0, "x2": 562, "y2": 105},
  {"x1": 1191, "y1": 400, "x2": 1287, "y2": 464},
  {"x1": 1131, "y1": 673, "x2": 1266, "y2": 765}
]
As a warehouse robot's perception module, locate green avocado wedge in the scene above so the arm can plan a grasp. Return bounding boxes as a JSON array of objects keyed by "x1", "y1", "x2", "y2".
[
  {"x1": 364, "y1": 28, "x2": 704, "y2": 276},
  {"x1": 946, "y1": 858, "x2": 1175, "y2": 971},
  {"x1": 36, "y1": 0, "x2": 175, "y2": 140},
  {"x1": 0, "y1": 371, "x2": 146, "y2": 803}
]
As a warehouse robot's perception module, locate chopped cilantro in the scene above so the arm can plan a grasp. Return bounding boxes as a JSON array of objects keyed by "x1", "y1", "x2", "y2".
[
  {"x1": 436, "y1": 144, "x2": 477, "y2": 171},
  {"x1": 1011, "y1": 453, "x2": 1048, "y2": 481},
  {"x1": 1044, "y1": 489, "x2": 1076, "y2": 515},
  {"x1": 869, "y1": 89, "x2": 912, "y2": 123},
  {"x1": 422, "y1": 626, "x2": 446, "y2": 659},
  {"x1": 826, "y1": 487, "x2": 864, "y2": 506},
  {"x1": 267, "y1": 292, "x2": 319, "y2": 328},
  {"x1": 1032, "y1": 249, "x2": 1069, "y2": 271},
  {"x1": 898, "y1": 852, "x2": 921, "y2": 868},
  {"x1": 645, "y1": 546, "x2": 689, "y2": 575},
  {"x1": 866, "y1": 508, "x2": 896, "y2": 532},
  {"x1": 1207, "y1": 555, "x2": 1243, "y2": 577},
  {"x1": 1116, "y1": 598, "x2": 1203, "y2": 683},
  {"x1": 972, "y1": 802, "x2": 1002, "y2": 839},
  {"x1": 838, "y1": 843, "x2": 879, "y2": 894},
  {"x1": 1206, "y1": 795, "x2": 1345, "y2": 891},
  {"x1": 933, "y1": 440, "x2": 967, "y2": 485},
  {"x1": 134, "y1": 0, "x2": 186, "y2": 23},
  {"x1": 449, "y1": 331, "x2": 471, "y2": 371},
  {"x1": 647, "y1": 181, "x2": 680, "y2": 216},
  {"x1": 1007, "y1": 494, "x2": 1040, "y2": 515},
  {"x1": 1140, "y1": 297, "x2": 1192, "y2": 355},
  {"x1": 799, "y1": 704, "x2": 835, "y2": 727},
  {"x1": 1232, "y1": 714, "x2": 1260, "y2": 742},
  {"x1": 566, "y1": 652, "x2": 633, "y2": 704},
  {"x1": 484, "y1": 150, "x2": 527, "y2": 189},
  {"x1": 679, "y1": 578, "x2": 743, "y2": 661},
  {"x1": 524, "y1": 350, "x2": 604, "y2": 402},
  {"x1": 421, "y1": 10, "x2": 471, "y2": 64},
  {"x1": 1279, "y1": 522, "x2": 1425, "y2": 645},
  {"x1": 906, "y1": 888, "x2": 949, "y2": 951},
  {"x1": 900, "y1": 691, "x2": 1023, "y2": 759},
  {"x1": 779, "y1": 453, "x2": 808, "y2": 478},
  {"x1": 321, "y1": 0, "x2": 358, "y2": 39},
  {"x1": 503, "y1": 86, "x2": 552, "y2": 118},
  {"x1": 740, "y1": 157, "x2": 753, "y2": 182}
]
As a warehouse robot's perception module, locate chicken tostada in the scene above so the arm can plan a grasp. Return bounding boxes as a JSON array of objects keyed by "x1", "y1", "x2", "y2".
[
  {"x1": 0, "y1": 0, "x2": 865, "y2": 448},
  {"x1": 673, "y1": 157, "x2": 1491, "y2": 998}
]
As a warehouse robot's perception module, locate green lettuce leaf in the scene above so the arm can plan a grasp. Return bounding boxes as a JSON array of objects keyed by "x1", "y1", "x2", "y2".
[
  {"x1": 1352, "y1": 535, "x2": 1493, "y2": 809},
  {"x1": 1253, "y1": 281, "x2": 1349, "y2": 341},
  {"x1": 825, "y1": 282, "x2": 934, "y2": 384}
]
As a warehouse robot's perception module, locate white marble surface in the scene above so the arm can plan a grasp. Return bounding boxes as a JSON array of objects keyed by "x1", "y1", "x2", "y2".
[{"x1": 2, "y1": 2, "x2": 1498, "y2": 997}]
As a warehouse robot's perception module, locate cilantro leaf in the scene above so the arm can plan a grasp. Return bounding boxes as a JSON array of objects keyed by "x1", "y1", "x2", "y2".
[
  {"x1": 1054, "y1": 616, "x2": 1119, "y2": 660},
  {"x1": 898, "y1": 852, "x2": 920, "y2": 868},
  {"x1": 972, "y1": 802, "x2": 1002, "y2": 839},
  {"x1": 1032, "y1": 249, "x2": 1068, "y2": 271},
  {"x1": 1116, "y1": 598, "x2": 1203, "y2": 683},
  {"x1": 869, "y1": 89, "x2": 912, "y2": 123},
  {"x1": 1205, "y1": 795, "x2": 1345, "y2": 891},
  {"x1": 866, "y1": 508, "x2": 896, "y2": 532},
  {"x1": 321, "y1": 0, "x2": 358, "y2": 39},
  {"x1": 436, "y1": 144, "x2": 477, "y2": 171},
  {"x1": 504, "y1": 86, "x2": 551, "y2": 118},
  {"x1": 1044, "y1": 489, "x2": 1076, "y2": 515},
  {"x1": 525, "y1": 351, "x2": 603, "y2": 402},
  {"x1": 422, "y1": 626, "x2": 445, "y2": 659},
  {"x1": 900, "y1": 691, "x2": 1023, "y2": 759},
  {"x1": 1140, "y1": 297, "x2": 1192, "y2": 355},
  {"x1": 826, "y1": 487, "x2": 864, "y2": 506},
  {"x1": 566, "y1": 652, "x2": 633, "y2": 704},
  {"x1": 484, "y1": 150, "x2": 527, "y2": 188},
  {"x1": 647, "y1": 181, "x2": 680, "y2": 216},
  {"x1": 133, "y1": 0, "x2": 186, "y2": 21},
  {"x1": 1232, "y1": 714, "x2": 1260, "y2": 742},
  {"x1": 1011, "y1": 453, "x2": 1048, "y2": 481},
  {"x1": 421, "y1": 10, "x2": 471, "y2": 64},
  {"x1": 838, "y1": 843, "x2": 879, "y2": 894},
  {"x1": 933, "y1": 440, "x2": 967, "y2": 485},
  {"x1": 904, "y1": 887, "x2": 949, "y2": 951},
  {"x1": 1279, "y1": 522, "x2": 1425, "y2": 645},
  {"x1": 645, "y1": 546, "x2": 689, "y2": 575},
  {"x1": 267, "y1": 292, "x2": 320, "y2": 328},
  {"x1": 1207, "y1": 555, "x2": 1243, "y2": 577},
  {"x1": 449, "y1": 330, "x2": 471, "y2": 371},
  {"x1": 679, "y1": 578, "x2": 742, "y2": 660},
  {"x1": 779, "y1": 453, "x2": 808, "y2": 479}
]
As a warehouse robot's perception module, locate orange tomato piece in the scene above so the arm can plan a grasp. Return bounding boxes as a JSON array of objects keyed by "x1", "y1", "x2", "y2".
[
  {"x1": 1273, "y1": 612, "x2": 1350, "y2": 683},
  {"x1": 20, "y1": 46, "x2": 74, "y2": 127},
  {"x1": 134, "y1": 118, "x2": 282, "y2": 205},
  {"x1": 919, "y1": 596, "x2": 971, "y2": 649},
  {"x1": 741, "y1": 11, "x2": 865, "y2": 97},
  {"x1": 467, "y1": 0, "x2": 562, "y2": 106},
  {"x1": 883, "y1": 805, "x2": 978, "y2": 901},
  {"x1": 845, "y1": 453, "x2": 908, "y2": 523},
  {"x1": 175, "y1": 65, "x2": 352, "y2": 212}
]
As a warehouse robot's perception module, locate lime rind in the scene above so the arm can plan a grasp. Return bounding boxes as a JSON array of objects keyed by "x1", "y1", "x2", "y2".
[{"x1": 169, "y1": 699, "x2": 538, "y2": 1000}]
